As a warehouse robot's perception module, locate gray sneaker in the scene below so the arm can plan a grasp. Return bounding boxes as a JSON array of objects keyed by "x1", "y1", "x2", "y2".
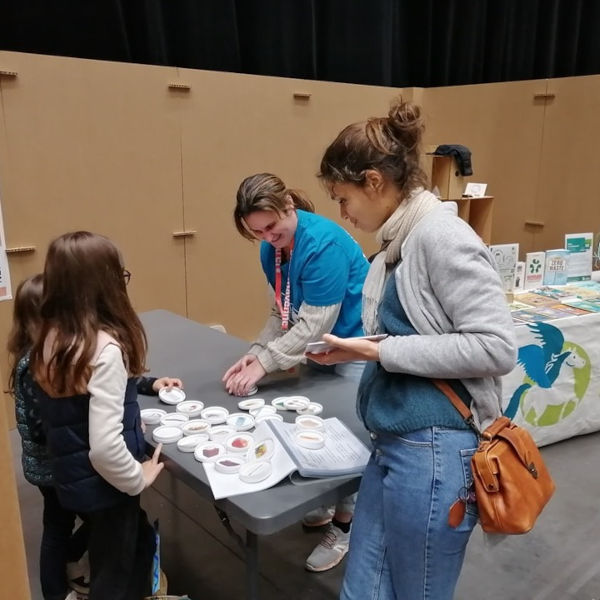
[
  {"x1": 305, "y1": 523, "x2": 350, "y2": 572},
  {"x1": 302, "y1": 505, "x2": 335, "y2": 527}
]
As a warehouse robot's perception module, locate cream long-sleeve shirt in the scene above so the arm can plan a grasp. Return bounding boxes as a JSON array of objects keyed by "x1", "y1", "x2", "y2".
[
  {"x1": 87, "y1": 342, "x2": 145, "y2": 496},
  {"x1": 249, "y1": 300, "x2": 342, "y2": 372}
]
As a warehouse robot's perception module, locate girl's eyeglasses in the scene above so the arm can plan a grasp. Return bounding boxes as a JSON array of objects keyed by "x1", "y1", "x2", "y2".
[{"x1": 123, "y1": 269, "x2": 131, "y2": 285}]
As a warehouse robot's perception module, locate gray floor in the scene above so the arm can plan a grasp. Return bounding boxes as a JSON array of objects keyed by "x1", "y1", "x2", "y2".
[{"x1": 11, "y1": 427, "x2": 600, "y2": 600}]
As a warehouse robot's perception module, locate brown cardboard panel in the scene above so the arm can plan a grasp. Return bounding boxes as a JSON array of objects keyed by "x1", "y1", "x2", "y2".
[
  {"x1": 431, "y1": 155, "x2": 466, "y2": 199},
  {"x1": 0, "y1": 52, "x2": 187, "y2": 394},
  {"x1": 5, "y1": 49, "x2": 597, "y2": 355},
  {"x1": 451, "y1": 198, "x2": 471, "y2": 222},
  {"x1": 0, "y1": 369, "x2": 30, "y2": 599},
  {"x1": 468, "y1": 196, "x2": 495, "y2": 245},
  {"x1": 536, "y1": 75, "x2": 600, "y2": 250},
  {"x1": 423, "y1": 79, "x2": 544, "y2": 252},
  {"x1": 179, "y1": 68, "x2": 414, "y2": 340}
]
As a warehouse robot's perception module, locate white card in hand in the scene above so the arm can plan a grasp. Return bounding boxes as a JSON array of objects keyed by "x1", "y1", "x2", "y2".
[{"x1": 305, "y1": 334, "x2": 388, "y2": 354}]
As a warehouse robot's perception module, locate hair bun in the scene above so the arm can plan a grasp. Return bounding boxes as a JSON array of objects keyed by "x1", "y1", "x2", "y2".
[{"x1": 385, "y1": 99, "x2": 424, "y2": 153}]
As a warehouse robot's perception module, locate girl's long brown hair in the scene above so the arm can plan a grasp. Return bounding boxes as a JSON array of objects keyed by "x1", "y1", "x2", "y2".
[
  {"x1": 7, "y1": 274, "x2": 43, "y2": 391},
  {"x1": 234, "y1": 173, "x2": 315, "y2": 241},
  {"x1": 30, "y1": 231, "x2": 147, "y2": 395}
]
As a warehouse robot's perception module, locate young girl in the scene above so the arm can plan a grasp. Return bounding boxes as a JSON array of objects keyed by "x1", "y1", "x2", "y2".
[
  {"x1": 29, "y1": 231, "x2": 174, "y2": 600},
  {"x1": 9, "y1": 274, "x2": 81, "y2": 600},
  {"x1": 312, "y1": 99, "x2": 517, "y2": 599}
]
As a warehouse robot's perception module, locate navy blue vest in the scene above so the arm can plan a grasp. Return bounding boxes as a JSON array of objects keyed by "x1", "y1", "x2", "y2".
[{"x1": 37, "y1": 378, "x2": 146, "y2": 512}]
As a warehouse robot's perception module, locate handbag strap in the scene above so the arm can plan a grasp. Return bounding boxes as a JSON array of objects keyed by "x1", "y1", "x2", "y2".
[{"x1": 432, "y1": 379, "x2": 480, "y2": 435}]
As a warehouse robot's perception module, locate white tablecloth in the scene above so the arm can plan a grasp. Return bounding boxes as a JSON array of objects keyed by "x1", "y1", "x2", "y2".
[{"x1": 502, "y1": 312, "x2": 600, "y2": 446}]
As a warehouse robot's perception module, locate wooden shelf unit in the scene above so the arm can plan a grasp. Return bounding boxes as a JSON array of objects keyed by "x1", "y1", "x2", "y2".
[{"x1": 428, "y1": 153, "x2": 494, "y2": 244}]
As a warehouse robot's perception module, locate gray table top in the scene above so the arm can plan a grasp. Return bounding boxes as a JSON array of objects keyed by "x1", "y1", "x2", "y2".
[{"x1": 139, "y1": 310, "x2": 367, "y2": 535}]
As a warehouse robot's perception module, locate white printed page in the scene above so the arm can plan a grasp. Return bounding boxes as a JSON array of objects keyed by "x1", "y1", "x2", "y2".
[
  {"x1": 203, "y1": 421, "x2": 296, "y2": 500},
  {"x1": 268, "y1": 417, "x2": 370, "y2": 477}
]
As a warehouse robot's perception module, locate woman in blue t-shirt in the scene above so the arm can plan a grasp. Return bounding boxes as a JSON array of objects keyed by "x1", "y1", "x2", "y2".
[
  {"x1": 223, "y1": 172, "x2": 368, "y2": 396},
  {"x1": 222, "y1": 172, "x2": 369, "y2": 572}
]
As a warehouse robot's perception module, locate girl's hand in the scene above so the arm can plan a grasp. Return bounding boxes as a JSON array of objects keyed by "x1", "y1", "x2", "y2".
[
  {"x1": 222, "y1": 354, "x2": 258, "y2": 384},
  {"x1": 307, "y1": 333, "x2": 382, "y2": 365},
  {"x1": 152, "y1": 377, "x2": 183, "y2": 392},
  {"x1": 142, "y1": 443, "x2": 164, "y2": 487},
  {"x1": 225, "y1": 360, "x2": 266, "y2": 396}
]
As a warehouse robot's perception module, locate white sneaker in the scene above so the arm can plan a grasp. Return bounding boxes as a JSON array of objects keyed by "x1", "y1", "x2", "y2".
[
  {"x1": 66, "y1": 551, "x2": 90, "y2": 595},
  {"x1": 305, "y1": 523, "x2": 350, "y2": 572},
  {"x1": 302, "y1": 505, "x2": 335, "y2": 528}
]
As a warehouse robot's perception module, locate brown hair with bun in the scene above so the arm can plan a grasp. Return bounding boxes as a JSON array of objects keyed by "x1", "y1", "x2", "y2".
[{"x1": 319, "y1": 98, "x2": 427, "y2": 195}]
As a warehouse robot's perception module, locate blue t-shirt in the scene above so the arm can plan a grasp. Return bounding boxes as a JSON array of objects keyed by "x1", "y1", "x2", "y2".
[{"x1": 260, "y1": 210, "x2": 368, "y2": 338}]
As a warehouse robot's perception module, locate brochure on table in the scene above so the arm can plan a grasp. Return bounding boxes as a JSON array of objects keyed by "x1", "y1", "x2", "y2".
[
  {"x1": 204, "y1": 418, "x2": 370, "y2": 500},
  {"x1": 565, "y1": 232, "x2": 593, "y2": 282},
  {"x1": 489, "y1": 243, "x2": 519, "y2": 293},
  {"x1": 524, "y1": 252, "x2": 546, "y2": 290},
  {"x1": 510, "y1": 281, "x2": 600, "y2": 324}
]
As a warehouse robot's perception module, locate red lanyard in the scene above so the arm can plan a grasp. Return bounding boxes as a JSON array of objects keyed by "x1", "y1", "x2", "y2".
[{"x1": 275, "y1": 241, "x2": 294, "y2": 331}]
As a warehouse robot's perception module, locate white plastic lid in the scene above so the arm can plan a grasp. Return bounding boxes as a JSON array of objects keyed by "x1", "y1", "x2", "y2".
[
  {"x1": 297, "y1": 402, "x2": 324, "y2": 416},
  {"x1": 239, "y1": 460, "x2": 272, "y2": 484},
  {"x1": 194, "y1": 441, "x2": 225, "y2": 462},
  {"x1": 160, "y1": 413, "x2": 189, "y2": 428},
  {"x1": 226, "y1": 432, "x2": 254, "y2": 453},
  {"x1": 283, "y1": 395, "x2": 311, "y2": 411},
  {"x1": 176, "y1": 400, "x2": 205, "y2": 417},
  {"x1": 200, "y1": 406, "x2": 229, "y2": 425},
  {"x1": 140, "y1": 408, "x2": 167, "y2": 425},
  {"x1": 237, "y1": 397, "x2": 265, "y2": 411},
  {"x1": 152, "y1": 425, "x2": 183, "y2": 444},
  {"x1": 177, "y1": 433, "x2": 209, "y2": 452},
  {"x1": 295, "y1": 429, "x2": 325, "y2": 450},
  {"x1": 295, "y1": 415, "x2": 325, "y2": 432},
  {"x1": 181, "y1": 419, "x2": 211, "y2": 436},
  {"x1": 253, "y1": 438, "x2": 275, "y2": 461},
  {"x1": 255, "y1": 413, "x2": 284, "y2": 424},
  {"x1": 158, "y1": 387, "x2": 186, "y2": 405},
  {"x1": 226, "y1": 412, "x2": 255, "y2": 431},
  {"x1": 270, "y1": 397, "x2": 289, "y2": 411},
  {"x1": 250, "y1": 405, "x2": 277, "y2": 418},
  {"x1": 209, "y1": 425, "x2": 236, "y2": 442},
  {"x1": 214, "y1": 455, "x2": 245, "y2": 474},
  {"x1": 237, "y1": 385, "x2": 258, "y2": 397}
]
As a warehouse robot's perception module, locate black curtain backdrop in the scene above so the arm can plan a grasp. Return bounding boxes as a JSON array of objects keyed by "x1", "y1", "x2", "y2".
[{"x1": 2, "y1": 0, "x2": 600, "y2": 87}]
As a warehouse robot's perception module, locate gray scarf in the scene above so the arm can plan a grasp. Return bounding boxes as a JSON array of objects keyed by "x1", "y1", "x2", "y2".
[{"x1": 361, "y1": 188, "x2": 441, "y2": 334}]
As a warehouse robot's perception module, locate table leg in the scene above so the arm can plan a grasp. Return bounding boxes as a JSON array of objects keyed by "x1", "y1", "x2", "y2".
[{"x1": 246, "y1": 529, "x2": 259, "y2": 600}]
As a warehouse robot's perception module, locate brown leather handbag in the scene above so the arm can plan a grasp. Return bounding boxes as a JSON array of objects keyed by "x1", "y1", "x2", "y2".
[{"x1": 434, "y1": 380, "x2": 556, "y2": 534}]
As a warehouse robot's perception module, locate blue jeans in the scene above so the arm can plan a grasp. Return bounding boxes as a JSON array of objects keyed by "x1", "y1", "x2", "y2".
[{"x1": 341, "y1": 427, "x2": 478, "y2": 600}]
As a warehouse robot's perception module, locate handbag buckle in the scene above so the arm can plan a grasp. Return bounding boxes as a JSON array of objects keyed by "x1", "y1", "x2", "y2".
[{"x1": 527, "y1": 462, "x2": 539, "y2": 479}]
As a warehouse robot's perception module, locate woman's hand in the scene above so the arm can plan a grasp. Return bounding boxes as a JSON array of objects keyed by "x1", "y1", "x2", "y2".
[
  {"x1": 222, "y1": 354, "x2": 258, "y2": 384},
  {"x1": 152, "y1": 377, "x2": 183, "y2": 392},
  {"x1": 142, "y1": 443, "x2": 164, "y2": 487},
  {"x1": 307, "y1": 333, "x2": 382, "y2": 365},
  {"x1": 224, "y1": 359, "x2": 266, "y2": 396}
]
